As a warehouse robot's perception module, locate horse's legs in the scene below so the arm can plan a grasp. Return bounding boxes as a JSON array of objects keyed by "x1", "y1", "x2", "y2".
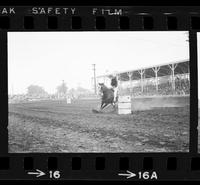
[
  {"x1": 112, "y1": 102, "x2": 117, "y2": 111},
  {"x1": 100, "y1": 101, "x2": 105, "y2": 110},
  {"x1": 101, "y1": 103, "x2": 109, "y2": 110}
]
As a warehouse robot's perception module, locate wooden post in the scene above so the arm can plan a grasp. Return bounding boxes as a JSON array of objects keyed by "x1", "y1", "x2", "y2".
[
  {"x1": 138, "y1": 69, "x2": 145, "y2": 93},
  {"x1": 169, "y1": 63, "x2": 178, "y2": 94},
  {"x1": 127, "y1": 72, "x2": 132, "y2": 95},
  {"x1": 152, "y1": 66, "x2": 160, "y2": 92}
]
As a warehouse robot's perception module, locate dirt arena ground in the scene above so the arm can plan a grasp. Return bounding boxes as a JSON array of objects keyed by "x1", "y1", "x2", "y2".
[{"x1": 8, "y1": 99, "x2": 189, "y2": 153}]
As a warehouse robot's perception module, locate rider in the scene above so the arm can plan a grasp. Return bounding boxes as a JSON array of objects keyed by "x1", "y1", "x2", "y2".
[{"x1": 110, "y1": 74, "x2": 118, "y2": 103}]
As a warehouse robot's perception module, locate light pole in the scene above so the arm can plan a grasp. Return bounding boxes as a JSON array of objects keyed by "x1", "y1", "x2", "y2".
[{"x1": 92, "y1": 64, "x2": 97, "y2": 94}]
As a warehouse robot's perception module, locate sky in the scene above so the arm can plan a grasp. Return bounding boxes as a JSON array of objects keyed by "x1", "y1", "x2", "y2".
[{"x1": 8, "y1": 31, "x2": 189, "y2": 95}]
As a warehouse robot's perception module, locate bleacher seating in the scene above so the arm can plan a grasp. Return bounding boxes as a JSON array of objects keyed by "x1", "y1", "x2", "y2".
[{"x1": 122, "y1": 76, "x2": 190, "y2": 97}]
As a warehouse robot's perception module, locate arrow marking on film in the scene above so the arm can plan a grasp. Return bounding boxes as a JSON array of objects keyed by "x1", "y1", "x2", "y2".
[
  {"x1": 118, "y1": 170, "x2": 136, "y2": 179},
  {"x1": 27, "y1": 169, "x2": 46, "y2": 178}
]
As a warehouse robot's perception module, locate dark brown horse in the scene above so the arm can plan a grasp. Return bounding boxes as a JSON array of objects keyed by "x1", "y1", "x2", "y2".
[{"x1": 98, "y1": 83, "x2": 118, "y2": 110}]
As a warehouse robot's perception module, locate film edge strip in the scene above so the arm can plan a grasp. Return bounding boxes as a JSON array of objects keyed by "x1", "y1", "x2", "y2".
[
  {"x1": 1, "y1": 7, "x2": 200, "y2": 30},
  {"x1": 0, "y1": 6, "x2": 199, "y2": 181},
  {"x1": 0, "y1": 154, "x2": 200, "y2": 180}
]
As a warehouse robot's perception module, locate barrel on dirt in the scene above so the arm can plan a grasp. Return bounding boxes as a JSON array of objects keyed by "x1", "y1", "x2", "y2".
[
  {"x1": 67, "y1": 98, "x2": 71, "y2": 104},
  {"x1": 118, "y1": 95, "x2": 132, "y2": 114}
]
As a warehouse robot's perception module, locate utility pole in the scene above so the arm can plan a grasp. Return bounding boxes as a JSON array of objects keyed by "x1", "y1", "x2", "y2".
[{"x1": 92, "y1": 64, "x2": 97, "y2": 94}]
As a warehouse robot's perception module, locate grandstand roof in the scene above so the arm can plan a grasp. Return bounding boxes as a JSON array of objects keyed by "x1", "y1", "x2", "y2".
[{"x1": 96, "y1": 59, "x2": 189, "y2": 78}]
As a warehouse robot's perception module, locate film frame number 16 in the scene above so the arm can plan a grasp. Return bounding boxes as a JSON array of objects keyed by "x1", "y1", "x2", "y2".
[{"x1": 49, "y1": 171, "x2": 61, "y2": 179}]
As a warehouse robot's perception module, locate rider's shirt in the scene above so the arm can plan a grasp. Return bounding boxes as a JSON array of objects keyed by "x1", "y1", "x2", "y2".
[{"x1": 111, "y1": 77, "x2": 118, "y2": 102}]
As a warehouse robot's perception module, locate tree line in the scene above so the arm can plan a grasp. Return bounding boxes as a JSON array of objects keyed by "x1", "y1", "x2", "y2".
[
  {"x1": 27, "y1": 81, "x2": 68, "y2": 97},
  {"x1": 26, "y1": 81, "x2": 92, "y2": 97}
]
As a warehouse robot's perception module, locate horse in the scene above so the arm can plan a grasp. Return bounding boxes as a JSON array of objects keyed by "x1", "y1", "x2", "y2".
[{"x1": 98, "y1": 83, "x2": 118, "y2": 111}]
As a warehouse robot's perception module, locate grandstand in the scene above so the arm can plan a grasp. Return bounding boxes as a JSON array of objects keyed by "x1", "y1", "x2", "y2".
[{"x1": 95, "y1": 59, "x2": 190, "y2": 97}]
